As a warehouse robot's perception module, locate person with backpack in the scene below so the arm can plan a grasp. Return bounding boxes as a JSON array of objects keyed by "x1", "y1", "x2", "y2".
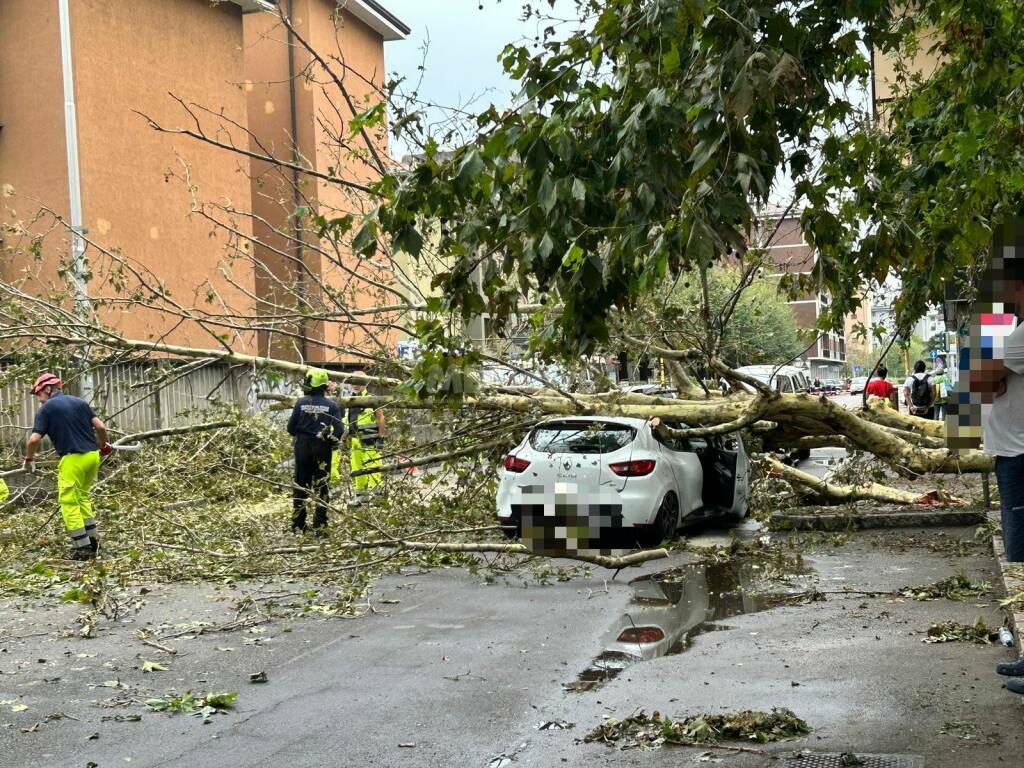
[
  {"x1": 903, "y1": 360, "x2": 936, "y2": 418},
  {"x1": 932, "y1": 363, "x2": 952, "y2": 421}
]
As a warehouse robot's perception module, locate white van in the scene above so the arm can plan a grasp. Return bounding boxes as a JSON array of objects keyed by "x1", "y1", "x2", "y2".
[{"x1": 733, "y1": 365, "x2": 811, "y2": 394}]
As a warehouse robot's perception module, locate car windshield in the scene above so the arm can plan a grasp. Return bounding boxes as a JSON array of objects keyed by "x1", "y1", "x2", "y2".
[{"x1": 529, "y1": 421, "x2": 636, "y2": 454}]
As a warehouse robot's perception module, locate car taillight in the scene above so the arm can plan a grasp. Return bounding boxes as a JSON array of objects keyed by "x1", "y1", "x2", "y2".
[
  {"x1": 609, "y1": 459, "x2": 656, "y2": 477},
  {"x1": 617, "y1": 627, "x2": 665, "y2": 644},
  {"x1": 503, "y1": 454, "x2": 530, "y2": 473}
]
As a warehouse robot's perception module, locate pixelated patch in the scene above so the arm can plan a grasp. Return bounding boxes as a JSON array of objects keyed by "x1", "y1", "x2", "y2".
[{"x1": 514, "y1": 483, "x2": 637, "y2": 556}]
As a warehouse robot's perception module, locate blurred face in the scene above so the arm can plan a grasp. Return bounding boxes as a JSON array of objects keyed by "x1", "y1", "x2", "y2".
[{"x1": 35, "y1": 386, "x2": 53, "y2": 404}]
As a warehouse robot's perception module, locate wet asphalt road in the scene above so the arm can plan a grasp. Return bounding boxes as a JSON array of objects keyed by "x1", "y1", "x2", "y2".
[{"x1": 1, "y1": 522, "x2": 1022, "y2": 768}]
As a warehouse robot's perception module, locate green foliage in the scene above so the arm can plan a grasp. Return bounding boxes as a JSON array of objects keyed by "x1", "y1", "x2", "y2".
[
  {"x1": 923, "y1": 616, "x2": 1000, "y2": 644},
  {"x1": 666, "y1": 269, "x2": 804, "y2": 366},
  {"x1": 899, "y1": 571, "x2": 990, "y2": 601},
  {"x1": 367, "y1": 0, "x2": 906, "y2": 359},
  {"x1": 583, "y1": 707, "x2": 810, "y2": 748}
]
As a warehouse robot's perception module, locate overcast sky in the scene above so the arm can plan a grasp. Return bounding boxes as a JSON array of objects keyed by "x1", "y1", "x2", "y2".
[
  {"x1": 376, "y1": 1, "x2": 809, "y2": 204},
  {"x1": 380, "y1": 0, "x2": 577, "y2": 159}
]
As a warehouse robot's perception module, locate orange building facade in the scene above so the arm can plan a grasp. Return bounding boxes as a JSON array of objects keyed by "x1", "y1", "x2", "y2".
[{"x1": 0, "y1": 0, "x2": 406, "y2": 363}]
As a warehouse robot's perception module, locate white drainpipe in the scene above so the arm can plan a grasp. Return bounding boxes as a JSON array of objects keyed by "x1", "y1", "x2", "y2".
[{"x1": 58, "y1": 0, "x2": 94, "y2": 402}]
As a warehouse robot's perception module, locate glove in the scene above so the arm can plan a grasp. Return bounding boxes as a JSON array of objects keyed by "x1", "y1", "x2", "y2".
[
  {"x1": 22, "y1": 457, "x2": 35, "y2": 474},
  {"x1": 100, "y1": 443, "x2": 114, "y2": 458}
]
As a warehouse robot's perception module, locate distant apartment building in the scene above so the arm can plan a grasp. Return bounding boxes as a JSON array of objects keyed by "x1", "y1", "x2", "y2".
[
  {"x1": 0, "y1": 0, "x2": 407, "y2": 364},
  {"x1": 764, "y1": 211, "x2": 846, "y2": 380}
]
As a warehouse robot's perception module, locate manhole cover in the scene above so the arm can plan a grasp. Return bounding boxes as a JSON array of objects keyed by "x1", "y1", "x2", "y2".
[{"x1": 782, "y1": 754, "x2": 923, "y2": 768}]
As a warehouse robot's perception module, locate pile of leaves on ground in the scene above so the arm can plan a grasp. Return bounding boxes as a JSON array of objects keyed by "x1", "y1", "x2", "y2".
[
  {"x1": 582, "y1": 708, "x2": 810, "y2": 749},
  {"x1": 0, "y1": 408, "x2": 512, "y2": 616},
  {"x1": 899, "y1": 571, "x2": 991, "y2": 601},
  {"x1": 922, "y1": 617, "x2": 1001, "y2": 644}
]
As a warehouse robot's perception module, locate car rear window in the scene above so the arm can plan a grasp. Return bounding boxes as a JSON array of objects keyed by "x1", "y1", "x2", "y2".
[{"x1": 529, "y1": 421, "x2": 636, "y2": 454}]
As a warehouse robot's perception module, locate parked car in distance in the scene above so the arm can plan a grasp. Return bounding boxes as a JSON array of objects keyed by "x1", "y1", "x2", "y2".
[
  {"x1": 497, "y1": 417, "x2": 750, "y2": 549},
  {"x1": 850, "y1": 376, "x2": 869, "y2": 394},
  {"x1": 734, "y1": 365, "x2": 810, "y2": 394},
  {"x1": 821, "y1": 379, "x2": 841, "y2": 394}
]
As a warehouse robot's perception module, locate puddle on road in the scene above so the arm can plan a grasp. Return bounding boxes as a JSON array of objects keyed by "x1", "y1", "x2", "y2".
[{"x1": 565, "y1": 556, "x2": 813, "y2": 692}]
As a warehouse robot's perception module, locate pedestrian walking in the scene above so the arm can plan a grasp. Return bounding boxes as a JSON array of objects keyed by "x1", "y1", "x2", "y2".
[
  {"x1": 287, "y1": 368, "x2": 343, "y2": 534},
  {"x1": 903, "y1": 360, "x2": 936, "y2": 418},
  {"x1": 932, "y1": 363, "x2": 952, "y2": 421},
  {"x1": 23, "y1": 373, "x2": 111, "y2": 560},
  {"x1": 864, "y1": 366, "x2": 899, "y2": 409},
  {"x1": 347, "y1": 372, "x2": 384, "y2": 504}
]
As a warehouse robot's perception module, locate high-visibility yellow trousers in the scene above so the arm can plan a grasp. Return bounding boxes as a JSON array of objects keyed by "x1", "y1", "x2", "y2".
[
  {"x1": 0, "y1": 478, "x2": 9, "y2": 504},
  {"x1": 330, "y1": 448, "x2": 341, "y2": 482},
  {"x1": 350, "y1": 437, "x2": 382, "y2": 492},
  {"x1": 57, "y1": 451, "x2": 100, "y2": 549}
]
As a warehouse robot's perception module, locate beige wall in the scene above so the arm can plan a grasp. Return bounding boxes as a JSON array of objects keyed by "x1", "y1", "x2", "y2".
[
  {"x1": 0, "y1": 1, "x2": 72, "y2": 286},
  {"x1": 244, "y1": 1, "x2": 396, "y2": 364},
  {"x1": 244, "y1": 4, "x2": 321, "y2": 360},
  {"x1": 1, "y1": 0, "x2": 256, "y2": 351},
  {"x1": 872, "y1": 26, "x2": 942, "y2": 124},
  {"x1": 72, "y1": 0, "x2": 255, "y2": 348}
]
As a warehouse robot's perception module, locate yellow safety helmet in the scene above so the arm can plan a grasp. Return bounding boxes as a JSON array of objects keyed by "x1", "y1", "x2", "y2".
[{"x1": 304, "y1": 368, "x2": 331, "y2": 390}]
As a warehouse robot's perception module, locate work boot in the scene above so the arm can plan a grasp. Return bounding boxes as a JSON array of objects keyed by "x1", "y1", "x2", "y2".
[
  {"x1": 68, "y1": 547, "x2": 93, "y2": 561},
  {"x1": 88, "y1": 536, "x2": 99, "y2": 556},
  {"x1": 997, "y1": 658, "x2": 1024, "y2": 677},
  {"x1": 312, "y1": 525, "x2": 328, "y2": 539},
  {"x1": 1005, "y1": 678, "x2": 1024, "y2": 695}
]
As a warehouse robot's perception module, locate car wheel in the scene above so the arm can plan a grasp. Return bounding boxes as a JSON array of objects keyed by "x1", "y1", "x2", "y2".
[
  {"x1": 729, "y1": 494, "x2": 749, "y2": 521},
  {"x1": 639, "y1": 493, "x2": 678, "y2": 549}
]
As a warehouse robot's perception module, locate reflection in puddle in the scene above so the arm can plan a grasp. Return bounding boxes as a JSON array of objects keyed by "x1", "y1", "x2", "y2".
[{"x1": 566, "y1": 558, "x2": 813, "y2": 692}]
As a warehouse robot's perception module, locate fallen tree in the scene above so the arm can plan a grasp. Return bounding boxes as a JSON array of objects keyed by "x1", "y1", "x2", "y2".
[{"x1": 0, "y1": 0, "x2": 1008, "y2": 593}]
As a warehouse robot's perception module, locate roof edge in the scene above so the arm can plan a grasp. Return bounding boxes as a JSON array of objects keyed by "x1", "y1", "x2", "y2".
[{"x1": 346, "y1": 0, "x2": 410, "y2": 41}]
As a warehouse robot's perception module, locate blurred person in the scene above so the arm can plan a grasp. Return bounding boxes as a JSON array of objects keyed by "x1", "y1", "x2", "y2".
[
  {"x1": 903, "y1": 360, "x2": 936, "y2": 418},
  {"x1": 865, "y1": 366, "x2": 899, "y2": 409}
]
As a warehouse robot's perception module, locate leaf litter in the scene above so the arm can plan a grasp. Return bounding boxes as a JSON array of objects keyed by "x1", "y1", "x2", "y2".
[
  {"x1": 582, "y1": 708, "x2": 810, "y2": 749},
  {"x1": 922, "y1": 616, "x2": 1001, "y2": 644}
]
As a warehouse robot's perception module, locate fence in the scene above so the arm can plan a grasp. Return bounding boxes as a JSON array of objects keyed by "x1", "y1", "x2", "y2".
[{"x1": 0, "y1": 361, "x2": 268, "y2": 448}]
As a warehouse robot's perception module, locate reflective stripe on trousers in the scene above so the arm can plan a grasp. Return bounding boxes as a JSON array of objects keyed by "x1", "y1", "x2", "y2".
[
  {"x1": 58, "y1": 451, "x2": 100, "y2": 547},
  {"x1": 350, "y1": 437, "x2": 382, "y2": 492}
]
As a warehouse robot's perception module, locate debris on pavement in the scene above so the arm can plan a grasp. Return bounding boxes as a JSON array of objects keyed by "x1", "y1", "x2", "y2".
[
  {"x1": 923, "y1": 617, "x2": 1000, "y2": 644},
  {"x1": 898, "y1": 571, "x2": 990, "y2": 601},
  {"x1": 582, "y1": 708, "x2": 810, "y2": 749}
]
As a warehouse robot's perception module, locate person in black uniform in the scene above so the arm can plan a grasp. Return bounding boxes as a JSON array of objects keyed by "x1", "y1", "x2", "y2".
[{"x1": 287, "y1": 369, "x2": 343, "y2": 533}]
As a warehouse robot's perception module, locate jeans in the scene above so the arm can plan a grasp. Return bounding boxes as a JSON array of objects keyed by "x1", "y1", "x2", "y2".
[
  {"x1": 995, "y1": 454, "x2": 1024, "y2": 562},
  {"x1": 934, "y1": 403, "x2": 946, "y2": 421}
]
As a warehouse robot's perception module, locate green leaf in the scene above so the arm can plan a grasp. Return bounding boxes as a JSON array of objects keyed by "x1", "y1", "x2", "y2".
[
  {"x1": 203, "y1": 692, "x2": 238, "y2": 709},
  {"x1": 661, "y1": 44, "x2": 680, "y2": 74},
  {"x1": 571, "y1": 177, "x2": 587, "y2": 202},
  {"x1": 538, "y1": 173, "x2": 557, "y2": 215}
]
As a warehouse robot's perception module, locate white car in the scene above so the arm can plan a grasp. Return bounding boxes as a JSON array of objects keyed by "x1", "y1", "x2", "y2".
[
  {"x1": 496, "y1": 417, "x2": 749, "y2": 549},
  {"x1": 733, "y1": 364, "x2": 810, "y2": 394}
]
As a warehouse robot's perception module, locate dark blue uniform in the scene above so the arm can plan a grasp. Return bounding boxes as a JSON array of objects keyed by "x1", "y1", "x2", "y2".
[
  {"x1": 287, "y1": 395, "x2": 343, "y2": 441},
  {"x1": 287, "y1": 395, "x2": 343, "y2": 531},
  {"x1": 33, "y1": 393, "x2": 97, "y2": 455}
]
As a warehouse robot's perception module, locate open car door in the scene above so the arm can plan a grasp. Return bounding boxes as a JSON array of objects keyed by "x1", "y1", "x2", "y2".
[{"x1": 701, "y1": 435, "x2": 750, "y2": 518}]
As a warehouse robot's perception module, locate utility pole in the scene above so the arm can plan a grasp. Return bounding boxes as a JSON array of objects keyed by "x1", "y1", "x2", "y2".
[{"x1": 59, "y1": 0, "x2": 94, "y2": 403}]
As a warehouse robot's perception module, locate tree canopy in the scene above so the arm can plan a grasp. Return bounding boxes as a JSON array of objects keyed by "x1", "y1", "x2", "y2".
[{"x1": 351, "y1": 0, "x2": 1023, "y2": 367}]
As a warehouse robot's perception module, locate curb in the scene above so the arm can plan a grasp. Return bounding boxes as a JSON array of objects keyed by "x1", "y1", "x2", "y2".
[
  {"x1": 990, "y1": 510, "x2": 1024, "y2": 658},
  {"x1": 770, "y1": 509, "x2": 986, "y2": 531}
]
